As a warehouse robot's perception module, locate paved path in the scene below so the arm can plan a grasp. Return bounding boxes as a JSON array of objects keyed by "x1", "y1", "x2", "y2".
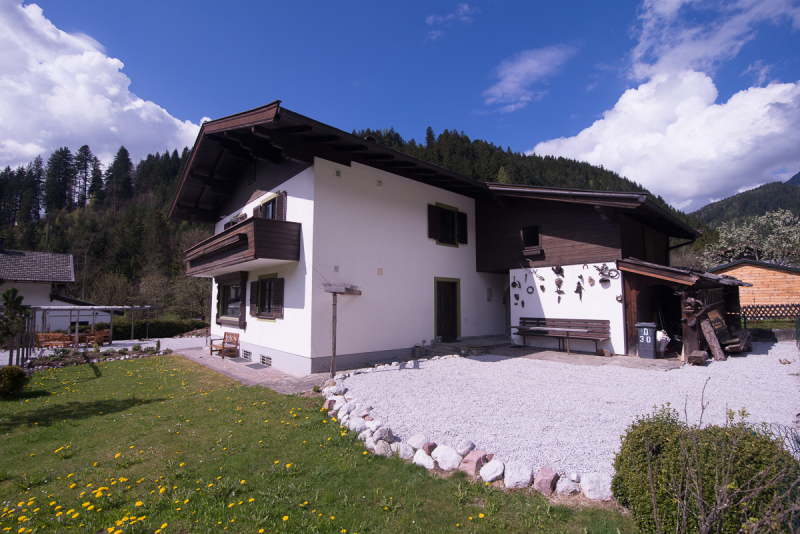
[{"x1": 174, "y1": 347, "x2": 329, "y2": 394}]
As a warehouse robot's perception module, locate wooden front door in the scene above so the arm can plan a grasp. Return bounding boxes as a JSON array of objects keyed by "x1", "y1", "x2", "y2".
[{"x1": 436, "y1": 280, "x2": 458, "y2": 342}]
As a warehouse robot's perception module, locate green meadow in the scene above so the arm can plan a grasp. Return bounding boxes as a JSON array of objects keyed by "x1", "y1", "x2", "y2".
[{"x1": 0, "y1": 355, "x2": 635, "y2": 533}]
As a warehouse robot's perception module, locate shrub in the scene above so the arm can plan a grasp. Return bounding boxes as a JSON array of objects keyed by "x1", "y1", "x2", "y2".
[
  {"x1": 613, "y1": 405, "x2": 800, "y2": 534},
  {"x1": 92, "y1": 319, "x2": 209, "y2": 340},
  {"x1": 131, "y1": 343, "x2": 142, "y2": 352},
  {"x1": 0, "y1": 366, "x2": 29, "y2": 396},
  {"x1": 117, "y1": 348, "x2": 128, "y2": 354},
  {"x1": 102, "y1": 349, "x2": 114, "y2": 355},
  {"x1": 92, "y1": 342, "x2": 100, "y2": 353}
]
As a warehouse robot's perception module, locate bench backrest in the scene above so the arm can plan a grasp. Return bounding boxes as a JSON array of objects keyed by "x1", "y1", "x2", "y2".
[
  {"x1": 518, "y1": 317, "x2": 611, "y2": 335},
  {"x1": 223, "y1": 332, "x2": 239, "y2": 343}
]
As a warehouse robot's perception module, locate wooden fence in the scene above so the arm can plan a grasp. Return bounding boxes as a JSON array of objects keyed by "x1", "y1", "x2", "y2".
[{"x1": 741, "y1": 303, "x2": 800, "y2": 321}]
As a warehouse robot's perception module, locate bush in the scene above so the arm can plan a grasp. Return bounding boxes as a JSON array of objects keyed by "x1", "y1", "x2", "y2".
[
  {"x1": 92, "y1": 319, "x2": 208, "y2": 340},
  {"x1": 131, "y1": 343, "x2": 142, "y2": 352},
  {"x1": 0, "y1": 366, "x2": 29, "y2": 396},
  {"x1": 613, "y1": 406, "x2": 800, "y2": 534}
]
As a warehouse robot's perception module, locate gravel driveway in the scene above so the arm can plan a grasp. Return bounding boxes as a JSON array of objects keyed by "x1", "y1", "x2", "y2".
[{"x1": 342, "y1": 342, "x2": 800, "y2": 476}]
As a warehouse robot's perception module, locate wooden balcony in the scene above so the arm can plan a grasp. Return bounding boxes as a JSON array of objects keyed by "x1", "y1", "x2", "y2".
[{"x1": 184, "y1": 217, "x2": 301, "y2": 277}]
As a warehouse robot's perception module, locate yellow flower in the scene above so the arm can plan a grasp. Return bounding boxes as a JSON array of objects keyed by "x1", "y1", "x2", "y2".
[
  {"x1": 161, "y1": 523, "x2": 167, "y2": 529},
  {"x1": 479, "y1": 513, "x2": 484, "y2": 518},
  {"x1": 363, "y1": 451, "x2": 368, "y2": 455},
  {"x1": 285, "y1": 463, "x2": 292, "y2": 468},
  {"x1": 228, "y1": 503, "x2": 234, "y2": 508},
  {"x1": 179, "y1": 463, "x2": 184, "y2": 467},
  {"x1": 114, "y1": 453, "x2": 121, "y2": 458},
  {"x1": 282, "y1": 516, "x2": 288, "y2": 522},
  {"x1": 240, "y1": 480, "x2": 245, "y2": 484},
  {"x1": 135, "y1": 501, "x2": 143, "y2": 507},
  {"x1": 330, "y1": 516, "x2": 335, "y2": 520},
  {"x1": 159, "y1": 488, "x2": 165, "y2": 494},
  {"x1": 248, "y1": 498, "x2": 254, "y2": 503}
]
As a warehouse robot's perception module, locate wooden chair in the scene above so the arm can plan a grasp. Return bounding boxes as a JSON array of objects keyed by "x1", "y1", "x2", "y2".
[
  {"x1": 95, "y1": 329, "x2": 111, "y2": 346},
  {"x1": 210, "y1": 332, "x2": 239, "y2": 359}
]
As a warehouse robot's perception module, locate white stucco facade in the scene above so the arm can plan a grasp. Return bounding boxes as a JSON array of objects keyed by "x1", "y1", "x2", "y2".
[
  {"x1": 0, "y1": 282, "x2": 112, "y2": 332},
  {"x1": 207, "y1": 158, "x2": 507, "y2": 374},
  {"x1": 508, "y1": 263, "x2": 625, "y2": 354}
]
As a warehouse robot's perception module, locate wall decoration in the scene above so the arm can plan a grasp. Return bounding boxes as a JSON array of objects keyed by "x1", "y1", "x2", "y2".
[
  {"x1": 527, "y1": 286, "x2": 534, "y2": 294},
  {"x1": 588, "y1": 276, "x2": 595, "y2": 286},
  {"x1": 552, "y1": 265, "x2": 565, "y2": 277}
]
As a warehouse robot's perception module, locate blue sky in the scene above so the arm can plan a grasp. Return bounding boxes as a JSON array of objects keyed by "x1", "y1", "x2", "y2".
[{"x1": 1, "y1": 0, "x2": 799, "y2": 211}]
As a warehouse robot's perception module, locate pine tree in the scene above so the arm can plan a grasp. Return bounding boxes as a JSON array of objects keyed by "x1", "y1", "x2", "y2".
[
  {"x1": 88, "y1": 156, "x2": 104, "y2": 205},
  {"x1": 74, "y1": 145, "x2": 94, "y2": 209},
  {"x1": 44, "y1": 147, "x2": 74, "y2": 214},
  {"x1": 105, "y1": 146, "x2": 133, "y2": 212}
]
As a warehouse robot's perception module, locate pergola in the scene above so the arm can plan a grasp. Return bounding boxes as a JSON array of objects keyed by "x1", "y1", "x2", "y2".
[{"x1": 27, "y1": 305, "x2": 158, "y2": 345}]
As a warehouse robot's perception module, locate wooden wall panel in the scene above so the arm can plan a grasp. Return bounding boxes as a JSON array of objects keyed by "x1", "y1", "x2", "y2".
[
  {"x1": 220, "y1": 159, "x2": 309, "y2": 215},
  {"x1": 620, "y1": 215, "x2": 668, "y2": 265},
  {"x1": 715, "y1": 264, "x2": 800, "y2": 305},
  {"x1": 476, "y1": 197, "x2": 622, "y2": 273}
]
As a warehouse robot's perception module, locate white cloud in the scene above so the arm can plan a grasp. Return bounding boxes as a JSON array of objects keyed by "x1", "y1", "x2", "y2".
[
  {"x1": 483, "y1": 45, "x2": 576, "y2": 112},
  {"x1": 632, "y1": 0, "x2": 800, "y2": 79},
  {"x1": 426, "y1": 4, "x2": 479, "y2": 25},
  {"x1": 532, "y1": 70, "x2": 800, "y2": 211},
  {"x1": 0, "y1": 0, "x2": 200, "y2": 168},
  {"x1": 530, "y1": 0, "x2": 800, "y2": 211}
]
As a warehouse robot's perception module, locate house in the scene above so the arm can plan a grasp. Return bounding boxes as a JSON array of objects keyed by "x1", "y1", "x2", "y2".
[
  {"x1": 0, "y1": 239, "x2": 112, "y2": 331},
  {"x1": 168, "y1": 101, "x2": 745, "y2": 372},
  {"x1": 708, "y1": 259, "x2": 800, "y2": 319}
]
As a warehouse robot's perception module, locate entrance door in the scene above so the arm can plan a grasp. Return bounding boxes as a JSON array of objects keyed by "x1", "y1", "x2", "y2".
[{"x1": 436, "y1": 280, "x2": 459, "y2": 342}]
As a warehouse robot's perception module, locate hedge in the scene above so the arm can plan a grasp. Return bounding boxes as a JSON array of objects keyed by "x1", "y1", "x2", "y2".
[
  {"x1": 612, "y1": 406, "x2": 800, "y2": 533},
  {"x1": 89, "y1": 319, "x2": 208, "y2": 340}
]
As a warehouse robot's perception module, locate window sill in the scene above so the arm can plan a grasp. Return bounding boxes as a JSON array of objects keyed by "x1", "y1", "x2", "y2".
[
  {"x1": 217, "y1": 317, "x2": 245, "y2": 329},
  {"x1": 522, "y1": 247, "x2": 543, "y2": 256}
]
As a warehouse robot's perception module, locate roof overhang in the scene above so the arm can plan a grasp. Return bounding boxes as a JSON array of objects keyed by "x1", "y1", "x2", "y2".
[
  {"x1": 617, "y1": 259, "x2": 750, "y2": 287},
  {"x1": 169, "y1": 101, "x2": 489, "y2": 223},
  {"x1": 486, "y1": 183, "x2": 699, "y2": 240}
]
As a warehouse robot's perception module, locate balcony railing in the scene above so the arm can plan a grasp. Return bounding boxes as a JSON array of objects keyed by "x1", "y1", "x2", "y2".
[{"x1": 184, "y1": 216, "x2": 301, "y2": 276}]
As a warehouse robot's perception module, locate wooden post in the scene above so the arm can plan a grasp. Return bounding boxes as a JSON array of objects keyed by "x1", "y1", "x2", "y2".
[
  {"x1": 131, "y1": 308, "x2": 135, "y2": 340},
  {"x1": 75, "y1": 310, "x2": 80, "y2": 349},
  {"x1": 146, "y1": 308, "x2": 149, "y2": 340},
  {"x1": 109, "y1": 309, "x2": 114, "y2": 346},
  {"x1": 330, "y1": 293, "x2": 337, "y2": 379},
  {"x1": 701, "y1": 318, "x2": 726, "y2": 361}
]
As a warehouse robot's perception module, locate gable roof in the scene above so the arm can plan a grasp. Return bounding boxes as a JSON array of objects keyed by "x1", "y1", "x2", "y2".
[
  {"x1": 168, "y1": 100, "x2": 699, "y2": 240},
  {"x1": 617, "y1": 258, "x2": 750, "y2": 287},
  {"x1": 169, "y1": 101, "x2": 488, "y2": 223},
  {"x1": 707, "y1": 259, "x2": 800, "y2": 275},
  {"x1": 0, "y1": 249, "x2": 74, "y2": 283}
]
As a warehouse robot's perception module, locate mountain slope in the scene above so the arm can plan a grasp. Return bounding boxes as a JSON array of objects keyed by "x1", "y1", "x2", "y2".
[
  {"x1": 691, "y1": 181, "x2": 800, "y2": 227},
  {"x1": 786, "y1": 170, "x2": 800, "y2": 187}
]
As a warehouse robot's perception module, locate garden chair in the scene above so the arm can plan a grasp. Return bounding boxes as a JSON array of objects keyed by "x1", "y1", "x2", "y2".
[{"x1": 210, "y1": 332, "x2": 239, "y2": 359}]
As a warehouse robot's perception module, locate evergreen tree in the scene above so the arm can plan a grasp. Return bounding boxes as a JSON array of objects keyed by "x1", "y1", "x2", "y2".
[
  {"x1": 105, "y1": 146, "x2": 133, "y2": 212},
  {"x1": 74, "y1": 145, "x2": 94, "y2": 208},
  {"x1": 44, "y1": 147, "x2": 74, "y2": 214},
  {"x1": 88, "y1": 156, "x2": 104, "y2": 205}
]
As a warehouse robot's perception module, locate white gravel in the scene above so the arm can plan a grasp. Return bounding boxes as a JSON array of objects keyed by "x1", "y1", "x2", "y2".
[
  {"x1": 1, "y1": 336, "x2": 207, "y2": 362},
  {"x1": 341, "y1": 342, "x2": 800, "y2": 476}
]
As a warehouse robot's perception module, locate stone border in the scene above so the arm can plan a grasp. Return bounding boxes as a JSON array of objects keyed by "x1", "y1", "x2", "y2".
[{"x1": 323, "y1": 354, "x2": 614, "y2": 501}]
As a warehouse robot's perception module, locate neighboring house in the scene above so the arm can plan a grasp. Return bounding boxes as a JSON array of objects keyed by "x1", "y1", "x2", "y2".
[
  {"x1": 169, "y1": 101, "x2": 744, "y2": 372},
  {"x1": 708, "y1": 259, "x2": 800, "y2": 307},
  {"x1": 0, "y1": 240, "x2": 112, "y2": 331}
]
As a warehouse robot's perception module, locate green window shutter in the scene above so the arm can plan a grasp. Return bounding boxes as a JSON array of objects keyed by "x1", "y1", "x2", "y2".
[
  {"x1": 272, "y1": 278, "x2": 284, "y2": 319},
  {"x1": 457, "y1": 211, "x2": 468, "y2": 244},
  {"x1": 427, "y1": 204, "x2": 440, "y2": 240},
  {"x1": 249, "y1": 281, "x2": 258, "y2": 317},
  {"x1": 276, "y1": 191, "x2": 287, "y2": 221}
]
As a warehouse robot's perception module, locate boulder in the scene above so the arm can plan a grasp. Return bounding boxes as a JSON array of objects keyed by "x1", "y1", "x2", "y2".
[
  {"x1": 364, "y1": 437, "x2": 376, "y2": 450},
  {"x1": 372, "y1": 426, "x2": 393, "y2": 442},
  {"x1": 374, "y1": 440, "x2": 392, "y2": 457},
  {"x1": 348, "y1": 417, "x2": 367, "y2": 433},
  {"x1": 330, "y1": 396, "x2": 346, "y2": 411},
  {"x1": 406, "y1": 433, "x2": 429, "y2": 450},
  {"x1": 322, "y1": 399, "x2": 336, "y2": 410},
  {"x1": 339, "y1": 413, "x2": 350, "y2": 425},
  {"x1": 455, "y1": 439, "x2": 476, "y2": 456},
  {"x1": 413, "y1": 449, "x2": 435, "y2": 469},
  {"x1": 486, "y1": 453, "x2": 494, "y2": 462},
  {"x1": 480, "y1": 459, "x2": 505, "y2": 483},
  {"x1": 504, "y1": 461, "x2": 533, "y2": 489},
  {"x1": 391, "y1": 442, "x2": 415, "y2": 460},
  {"x1": 431, "y1": 445, "x2": 463, "y2": 471},
  {"x1": 580, "y1": 473, "x2": 613, "y2": 501},
  {"x1": 328, "y1": 385, "x2": 347, "y2": 396},
  {"x1": 365, "y1": 420, "x2": 383, "y2": 432},
  {"x1": 328, "y1": 410, "x2": 337, "y2": 418},
  {"x1": 357, "y1": 429, "x2": 372, "y2": 441},
  {"x1": 334, "y1": 373, "x2": 348, "y2": 381},
  {"x1": 569, "y1": 472, "x2": 580, "y2": 483},
  {"x1": 555, "y1": 478, "x2": 580, "y2": 495},
  {"x1": 352, "y1": 405, "x2": 372, "y2": 418},
  {"x1": 533, "y1": 466, "x2": 559, "y2": 496},
  {"x1": 338, "y1": 402, "x2": 357, "y2": 419},
  {"x1": 458, "y1": 450, "x2": 488, "y2": 477},
  {"x1": 422, "y1": 442, "x2": 437, "y2": 455}
]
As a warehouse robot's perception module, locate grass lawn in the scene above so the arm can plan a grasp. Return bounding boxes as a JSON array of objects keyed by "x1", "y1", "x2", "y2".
[{"x1": 0, "y1": 355, "x2": 635, "y2": 533}]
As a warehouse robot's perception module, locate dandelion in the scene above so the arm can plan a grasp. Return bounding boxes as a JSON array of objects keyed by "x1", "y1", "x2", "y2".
[
  {"x1": 161, "y1": 523, "x2": 167, "y2": 529},
  {"x1": 285, "y1": 463, "x2": 292, "y2": 468},
  {"x1": 479, "y1": 513, "x2": 485, "y2": 518},
  {"x1": 363, "y1": 451, "x2": 368, "y2": 455},
  {"x1": 282, "y1": 516, "x2": 288, "y2": 522},
  {"x1": 135, "y1": 502, "x2": 143, "y2": 507},
  {"x1": 240, "y1": 479, "x2": 245, "y2": 484},
  {"x1": 330, "y1": 516, "x2": 335, "y2": 520},
  {"x1": 248, "y1": 498, "x2": 254, "y2": 503},
  {"x1": 179, "y1": 463, "x2": 184, "y2": 467}
]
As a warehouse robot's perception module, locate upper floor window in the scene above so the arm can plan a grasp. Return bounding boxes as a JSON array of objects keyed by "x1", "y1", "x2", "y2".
[
  {"x1": 221, "y1": 284, "x2": 241, "y2": 317},
  {"x1": 253, "y1": 191, "x2": 287, "y2": 221},
  {"x1": 428, "y1": 204, "x2": 467, "y2": 247},
  {"x1": 521, "y1": 225, "x2": 542, "y2": 256}
]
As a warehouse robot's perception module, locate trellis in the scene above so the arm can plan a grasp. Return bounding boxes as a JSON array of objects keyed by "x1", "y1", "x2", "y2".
[{"x1": 741, "y1": 303, "x2": 800, "y2": 323}]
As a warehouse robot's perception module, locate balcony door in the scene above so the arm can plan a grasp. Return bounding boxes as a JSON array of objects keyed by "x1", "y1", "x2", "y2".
[{"x1": 435, "y1": 279, "x2": 459, "y2": 342}]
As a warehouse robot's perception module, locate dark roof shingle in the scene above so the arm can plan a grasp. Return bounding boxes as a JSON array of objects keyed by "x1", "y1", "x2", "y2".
[{"x1": 0, "y1": 250, "x2": 74, "y2": 283}]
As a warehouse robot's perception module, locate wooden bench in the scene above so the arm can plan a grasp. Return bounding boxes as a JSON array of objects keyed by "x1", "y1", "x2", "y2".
[
  {"x1": 94, "y1": 329, "x2": 111, "y2": 346},
  {"x1": 36, "y1": 333, "x2": 69, "y2": 349},
  {"x1": 210, "y1": 332, "x2": 239, "y2": 359},
  {"x1": 512, "y1": 317, "x2": 611, "y2": 354}
]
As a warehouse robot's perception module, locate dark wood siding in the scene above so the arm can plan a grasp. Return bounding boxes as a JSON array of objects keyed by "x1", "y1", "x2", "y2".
[
  {"x1": 620, "y1": 215, "x2": 669, "y2": 265},
  {"x1": 185, "y1": 217, "x2": 301, "y2": 276},
  {"x1": 219, "y1": 159, "x2": 309, "y2": 216},
  {"x1": 476, "y1": 197, "x2": 622, "y2": 273}
]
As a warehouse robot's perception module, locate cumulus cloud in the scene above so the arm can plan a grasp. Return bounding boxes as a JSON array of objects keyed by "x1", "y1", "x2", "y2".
[
  {"x1": 483, "y1": 45, "x2": 576, "y2": 112},
  {"x1": 533, "y1": 71, "x2": 800, "y2": 211},
  {"x1": 530, "y1": 0, "x2": 800, "y2": 211},
  {"x1": 0, "y1": 0, "x2": 200, "y2": 168}
]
